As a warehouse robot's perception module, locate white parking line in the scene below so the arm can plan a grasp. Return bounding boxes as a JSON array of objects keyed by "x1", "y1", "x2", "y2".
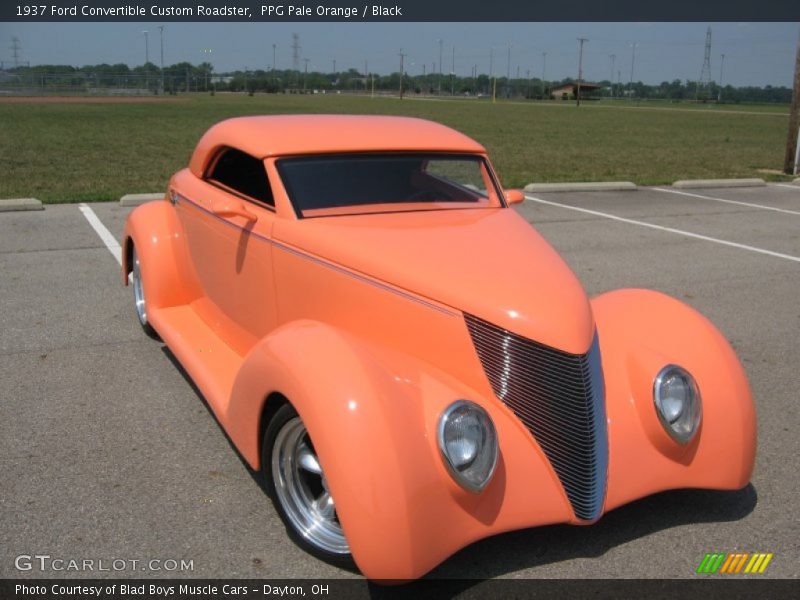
[
  {"x1": 524, "y1": 194, "x2": 800, "y2": 264},
  {"x1": 651, "y1": 187, "x2": 800, "y2": 215},
  {"x1": 78, "y1": 203, "x2": 122, "y2": 265},
  {"x1": 773, "y1": 183, "x2": 800, "y2": 191}
]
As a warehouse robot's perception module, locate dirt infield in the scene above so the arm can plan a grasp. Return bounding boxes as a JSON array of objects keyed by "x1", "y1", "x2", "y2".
[{"x1": 0, "y1": 95, "x2": 185, "y2": 104}]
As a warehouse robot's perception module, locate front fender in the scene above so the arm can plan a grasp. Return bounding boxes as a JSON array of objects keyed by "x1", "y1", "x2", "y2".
[
  {"x1": 593, "y1": 289, "x2": 756, "y2": 511},
  {"x1": 225, "y1": 319, "x2": 573, "y2": 580}
]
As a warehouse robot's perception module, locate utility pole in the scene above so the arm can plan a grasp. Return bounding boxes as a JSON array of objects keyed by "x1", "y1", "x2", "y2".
[
  {"x1": 610, "y1": 54, "x2": 616, "y2": 99},
  {"x1": 718, "y1": 53, "x2": 725, "y2": 102},
  {"x1": 576, "y1": 37, "x2": 588, "y2": 107},
  {"x1": 303, "y1": 58, "x2": 309, "y2": 92},
  {"x1": 158, "y1": 25, "x2": 165, "y2": 94},
  {"x1": 399, "y1": 49, "x2": 406, "y2": 99},
  {"x1": 542, "y1": 51, "x2": 547, "y2": 98},
  {"x1": 784, "y1": 28, "x2": 800, "y2": 175},
  {"x1": 489, "y1": 46, "x2": 494, "y2": 78},
  {"x1": 272, "y1": 44, "x2": 276, "y2": 70},
  {"x1": 437, "y1": 39, "x2": 443, "y2": 94},
  {"x1": 629, "y1": 42, "x2": 637, "y2": 98}
]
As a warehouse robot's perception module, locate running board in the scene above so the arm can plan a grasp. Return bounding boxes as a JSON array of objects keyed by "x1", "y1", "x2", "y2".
[{"x1": 148, "y1": 304, "x2": 243, "y2": 423}]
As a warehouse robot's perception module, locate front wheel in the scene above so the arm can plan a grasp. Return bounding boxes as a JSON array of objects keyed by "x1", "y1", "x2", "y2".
[{"x1": 263, "y1": 403, "x2": 353, "y2": 566}]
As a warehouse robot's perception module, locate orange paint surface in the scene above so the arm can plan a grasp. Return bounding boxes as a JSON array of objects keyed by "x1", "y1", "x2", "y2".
[{"x1": 123, "y1": 115, "x2": 756, "y2": 580}]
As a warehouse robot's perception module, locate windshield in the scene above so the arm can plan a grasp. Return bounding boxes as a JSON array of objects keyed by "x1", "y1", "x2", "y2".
[{"x1": 276, "y1": 153, "x2": 504, "y2": 218}]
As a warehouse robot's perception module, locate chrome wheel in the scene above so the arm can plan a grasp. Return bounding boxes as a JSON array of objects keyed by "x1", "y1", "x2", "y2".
[
  {"x1": 271, "y1": 417, "x2": 349, "y2": 555},
  {"x1": 131, "y1": 247, "x2": 148, "y2": 326}
]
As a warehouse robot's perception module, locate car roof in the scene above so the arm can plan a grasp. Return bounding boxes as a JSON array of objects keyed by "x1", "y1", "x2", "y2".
[{"x1": 188, "y1": 114, "x2": 487, "y2": 177}]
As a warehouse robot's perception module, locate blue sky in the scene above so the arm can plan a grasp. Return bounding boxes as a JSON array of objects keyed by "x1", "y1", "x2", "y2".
[{"x1": 1, "y1": 22, "x2": 797, "y2": 86}]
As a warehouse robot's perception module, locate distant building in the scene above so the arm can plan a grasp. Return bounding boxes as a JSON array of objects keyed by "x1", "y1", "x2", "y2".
[{"x1": 550, "y1": 82, "x2": 601, "y2": 100}]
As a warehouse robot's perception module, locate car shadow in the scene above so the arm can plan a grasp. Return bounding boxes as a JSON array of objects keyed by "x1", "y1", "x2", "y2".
[
  {"x1": 426, "y1": 484, "x2": 756, "y2": 577},
  {"x1": 160, "y1": 346, "x2": 757, "y2": 593}
]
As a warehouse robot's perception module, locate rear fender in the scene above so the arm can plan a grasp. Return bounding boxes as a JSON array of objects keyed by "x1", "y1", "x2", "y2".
[{"x1": 121, "y1": 200, "x2": 202, "y2": 310}]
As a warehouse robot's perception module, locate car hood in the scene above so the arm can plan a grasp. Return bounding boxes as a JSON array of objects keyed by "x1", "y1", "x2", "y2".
[{"x1": 273, "y1": 208, "x2": 595, "y2": 354}]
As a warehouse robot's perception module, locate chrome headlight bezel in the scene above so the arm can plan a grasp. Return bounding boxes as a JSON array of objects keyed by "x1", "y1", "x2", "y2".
[
  {"x1": 653, "y1": 364, "x2": 702, "y2": 444},
  {"x1": 437, "y1": 400, "x2": 499, "y2": 493}
]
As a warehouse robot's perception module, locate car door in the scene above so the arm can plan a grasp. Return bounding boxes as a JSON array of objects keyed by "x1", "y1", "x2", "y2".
[{"x1": 176, "y1": 146, "x2": 278, "y2": 356}]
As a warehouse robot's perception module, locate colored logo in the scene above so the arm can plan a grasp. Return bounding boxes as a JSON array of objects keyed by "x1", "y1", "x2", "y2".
[{"x1": 696, "y1": 552, "x2": 773, "y2": 574}]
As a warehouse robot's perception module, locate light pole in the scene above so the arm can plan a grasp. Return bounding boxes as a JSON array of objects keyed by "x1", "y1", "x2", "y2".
[
  {"x1": 577, "y1": 37, "x2": 587, "y2": 107},
  {"x1": 398, "y1": 49, "x2": 406, "y2": 99},
  {"x1": 718, "y1": 53, "x2": 726, "y2": 102},
  {"x1": 437, "y1": 39, "x2": 443, "y2": 94},
  {"x1": 201, "y1": 48, "x2": 213, "y2": 91},
  {"x1": 142, "y1": 30, "x2": 149, "y2": 91},
  {"x1": 629, "y1": 42, "x2": 637, "y2": 98},
  {"x1": 542, "y1": 51, "x2": 547, "y2": 98},
  {"x1": 303, "y1": 58, "x2": 309, "y2": 92},
  {"x1": 451, "y1": 45, "x2": 455, "y2": 95},
  {"x1": 489, "y1": 46, "x2": 494, "y2": 96},
  {"x1": 506, "y1": 42, "x2": 511, "y2": 97},
  {"x1": 158, "y1": 25, "x2": 165, "y2": 94},
  {"x1": 272, "y1": 43, "x2": 276, "y2": 70},
  {"x1": 609, "y1": 54, "x2": 616, "y2": 99}
]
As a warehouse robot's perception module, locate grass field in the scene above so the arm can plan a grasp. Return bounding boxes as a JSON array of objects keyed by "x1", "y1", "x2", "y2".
[{"x1": 0, "y1": 93, "x2": 794, "y2": 203}]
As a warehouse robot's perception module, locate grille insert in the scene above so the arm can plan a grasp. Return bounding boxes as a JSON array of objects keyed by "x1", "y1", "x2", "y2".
[{"x1": 465, "y1": 314, "x2": 608, "y2": 521}]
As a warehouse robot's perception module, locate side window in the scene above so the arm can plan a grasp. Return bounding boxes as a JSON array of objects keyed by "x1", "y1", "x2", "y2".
[{"x1": 207, "y1": 147, "x2": 274, "y2": 206}]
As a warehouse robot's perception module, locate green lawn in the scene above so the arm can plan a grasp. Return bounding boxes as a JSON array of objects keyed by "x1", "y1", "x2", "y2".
[{"x1": 0, "y1": 93, "x2": 793, "y2": 203}]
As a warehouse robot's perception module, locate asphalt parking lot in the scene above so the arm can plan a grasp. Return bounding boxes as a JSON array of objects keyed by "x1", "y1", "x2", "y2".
[{"x1": 1, "y1": 184, "x2": 798, "y2": 583}]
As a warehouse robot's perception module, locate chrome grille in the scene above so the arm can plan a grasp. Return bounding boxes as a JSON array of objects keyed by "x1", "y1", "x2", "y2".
[{"x1": 465, "y1": 314, "x2": 608, "y2": 522}]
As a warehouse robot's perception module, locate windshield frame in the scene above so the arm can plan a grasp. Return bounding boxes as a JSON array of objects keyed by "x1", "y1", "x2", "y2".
[{"x1": 275, "y1": 151, "x2": 508, "y2": 219}]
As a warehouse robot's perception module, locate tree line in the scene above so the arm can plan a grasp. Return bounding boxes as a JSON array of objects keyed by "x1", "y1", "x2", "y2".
[{"x1": 2, "y1": 62, "x2": 792, "y2": 104}]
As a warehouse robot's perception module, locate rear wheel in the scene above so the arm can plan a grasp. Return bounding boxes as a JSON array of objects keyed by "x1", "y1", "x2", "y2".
[
  {"x1": 130, "y1": 245, "x2": 159, "y2": 339},
  {"x1": 263, "y1": 403, "x2": 353, "y2": 566}
]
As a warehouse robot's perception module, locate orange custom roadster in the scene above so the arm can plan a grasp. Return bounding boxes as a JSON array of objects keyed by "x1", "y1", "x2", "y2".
[{"x1": 122, "y1": 115, "x2": 756, "y2": 580}]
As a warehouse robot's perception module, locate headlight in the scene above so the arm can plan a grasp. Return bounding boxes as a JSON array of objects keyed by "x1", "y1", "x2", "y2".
[
  {"x1": 653, "y1": 365, "x2": 702, "y2": 444},
  {"x1": 438, "y1": 400, "x2": 498, "y2": 492}
]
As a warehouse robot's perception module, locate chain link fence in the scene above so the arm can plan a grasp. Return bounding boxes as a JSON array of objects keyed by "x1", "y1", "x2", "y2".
[{"x1": 0, "y1": 71, "x2": 217, "y2": 96}]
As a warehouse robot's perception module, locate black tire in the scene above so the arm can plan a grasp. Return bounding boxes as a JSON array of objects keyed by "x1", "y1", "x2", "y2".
[
  {"x1": 262, "y1": 403, "x2": 355, "y2": 569},
  {"x1": 130, "y1": 245, "x2": 160, "y2": 340}
]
